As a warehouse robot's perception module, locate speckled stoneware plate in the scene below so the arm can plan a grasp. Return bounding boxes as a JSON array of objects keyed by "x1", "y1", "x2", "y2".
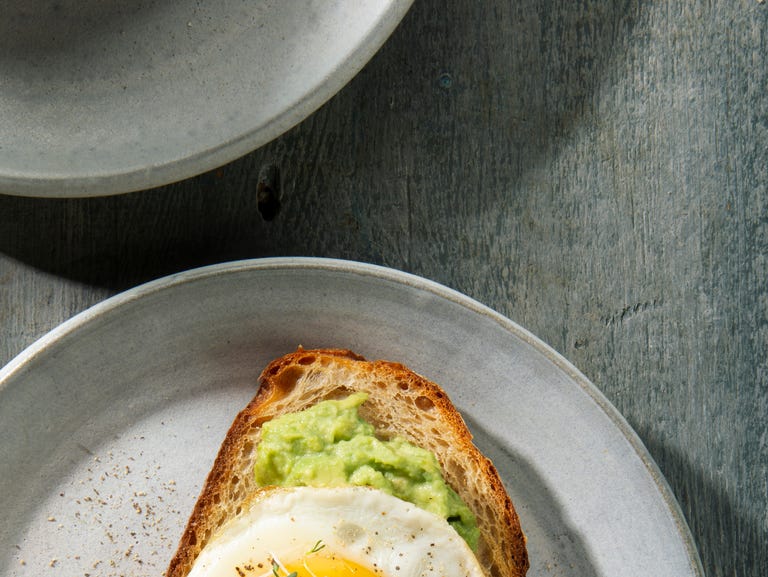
[
  {"x1": 0, "y1": 1, "x2": 412, "y2": 198},
  {"x1": 0, "y1": 258, "x2": 703, "y2": 576}
]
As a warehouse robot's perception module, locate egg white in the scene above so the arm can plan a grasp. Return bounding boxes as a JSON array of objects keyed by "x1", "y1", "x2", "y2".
[{"x1": 187, "y1": 486, "x2": 485, "y2": 577}]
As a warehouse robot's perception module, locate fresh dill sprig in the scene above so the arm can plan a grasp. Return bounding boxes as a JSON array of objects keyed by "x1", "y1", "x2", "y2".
[{"x1": 272, "y1": 559, "x2": 297, "y2": 577}]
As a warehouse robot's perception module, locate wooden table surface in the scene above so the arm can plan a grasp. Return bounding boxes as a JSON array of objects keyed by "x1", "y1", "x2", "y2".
[{"x1": 1, "y1": 2, "x2": 766, "y2": 576}]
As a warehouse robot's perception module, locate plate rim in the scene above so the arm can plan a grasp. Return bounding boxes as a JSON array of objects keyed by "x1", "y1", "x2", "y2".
[
  {"x1": 0, "y1": 256, "x2": 704, "y2": 575},
  {"x1": 0, "y1": 0, "x2": 414, "y2": 198}
]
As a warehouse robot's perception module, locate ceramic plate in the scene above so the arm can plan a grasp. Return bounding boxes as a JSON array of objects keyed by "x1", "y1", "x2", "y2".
[
  {"x1": 0, "y1": 1, "x2": 412, "y2": 197},
  {"x1": 0, "y1": 258, "x2": 703, "y2": 576}
]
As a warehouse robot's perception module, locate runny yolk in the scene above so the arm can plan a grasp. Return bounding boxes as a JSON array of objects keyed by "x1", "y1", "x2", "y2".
[{"x1": 283, "y1": 554, "x2": 379, "y2": 577}]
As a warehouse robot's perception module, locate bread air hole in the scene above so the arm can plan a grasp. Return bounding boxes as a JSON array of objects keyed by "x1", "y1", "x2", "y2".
[
  {"x1": 229, "y1": 477, "x2": 242, "y2": 500},
  {"x1": 415, "y1": 395, "x2": 434, "y2": 411},
  {"x1": 328, "y1": 386, "x2": 351, "y2": 400},
  {"x1": 297, "y1": 355, "x2": 316, "y2": 365},
  {"x1": 267, "y1": 364, "x2": 281, "y2": 376}
]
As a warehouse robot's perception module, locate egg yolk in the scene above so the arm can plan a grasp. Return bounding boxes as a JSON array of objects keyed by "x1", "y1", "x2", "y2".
[{"x1": 283, "y1": 554, "x2": 379, "y2": 577}]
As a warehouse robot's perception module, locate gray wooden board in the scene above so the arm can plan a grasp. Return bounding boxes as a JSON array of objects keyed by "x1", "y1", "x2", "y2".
[{"x1": 0, "y1": 1, "x2": 766, "y2": 576}]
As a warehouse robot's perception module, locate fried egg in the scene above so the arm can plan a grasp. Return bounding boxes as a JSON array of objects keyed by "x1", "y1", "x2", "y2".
[{"x1": 187, "y1": 486, "x2": 485, "y2": 577}]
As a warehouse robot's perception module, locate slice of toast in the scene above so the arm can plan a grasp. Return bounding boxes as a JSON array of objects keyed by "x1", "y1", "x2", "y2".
[{"x1": 166, "y1": 348, "x2": 529, "y2": 577}]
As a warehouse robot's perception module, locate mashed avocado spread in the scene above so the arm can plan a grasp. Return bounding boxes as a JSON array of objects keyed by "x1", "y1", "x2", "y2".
[{"x1": 253, "y1": 392, "x2": 480, "y2": 550}]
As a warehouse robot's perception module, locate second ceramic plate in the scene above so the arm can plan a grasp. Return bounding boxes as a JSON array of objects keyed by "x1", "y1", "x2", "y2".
[{"x1": 0, "y1": 258, "x2": 702, "y2": 576}]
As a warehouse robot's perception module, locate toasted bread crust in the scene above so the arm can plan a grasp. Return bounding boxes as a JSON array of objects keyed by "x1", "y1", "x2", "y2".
[{"x1": 167, "y1": 348, "x2": 529, "y2": 577}]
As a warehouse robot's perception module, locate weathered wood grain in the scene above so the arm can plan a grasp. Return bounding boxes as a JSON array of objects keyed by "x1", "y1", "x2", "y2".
[{"x1": 0, "y1": 1, "x2": 766, "y2": 575}]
